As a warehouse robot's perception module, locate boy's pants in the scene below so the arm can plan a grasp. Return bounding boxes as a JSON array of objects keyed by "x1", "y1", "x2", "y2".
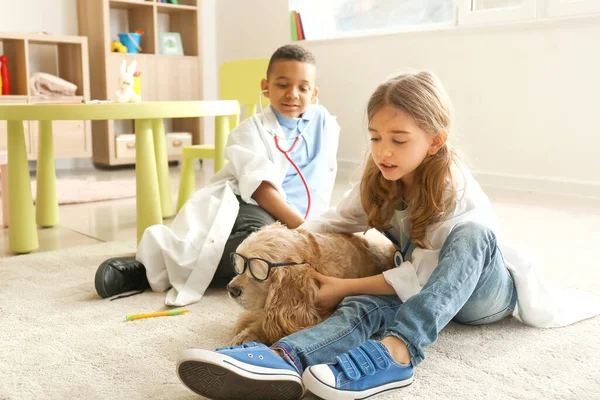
[{"x1": 210, "y1": 196, "x2": 276, "y2": 287}]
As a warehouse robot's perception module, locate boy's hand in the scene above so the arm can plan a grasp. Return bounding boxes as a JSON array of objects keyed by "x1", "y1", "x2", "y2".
[
  {"x1": 252, "y1": 181, "x2": 305, "y2": 228},
  {"x1": 310, "y1": 270, "x2": 351, "y2": 313}
]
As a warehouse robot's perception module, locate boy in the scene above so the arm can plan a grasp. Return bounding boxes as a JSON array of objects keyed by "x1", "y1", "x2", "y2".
[{"x1": 94, "y1": 44, "x2": 340, "y2": 306}]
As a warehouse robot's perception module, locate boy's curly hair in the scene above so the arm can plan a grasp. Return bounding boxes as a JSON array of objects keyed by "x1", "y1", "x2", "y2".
[{"x1": 267, "y1": 45, "x2": 316, "y2": 77}]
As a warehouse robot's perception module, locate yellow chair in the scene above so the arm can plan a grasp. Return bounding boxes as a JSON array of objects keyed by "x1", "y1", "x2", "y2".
[{"x1": 176, "y1": 58, "x2": 270, "y2": 211}]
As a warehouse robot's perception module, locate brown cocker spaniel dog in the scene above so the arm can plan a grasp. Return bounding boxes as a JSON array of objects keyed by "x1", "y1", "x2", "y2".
[{"x1": 226, "y1": 222, "x2": 395, "y2": 346}]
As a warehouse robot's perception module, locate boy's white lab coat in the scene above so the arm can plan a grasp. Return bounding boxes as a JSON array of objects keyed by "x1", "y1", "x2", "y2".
[
  {"x1": 137, "y1": 105, "x2": 340, "y2": 306},
  {"x1": 302, "y1": 168, "x2": 600, "y2": 328}
]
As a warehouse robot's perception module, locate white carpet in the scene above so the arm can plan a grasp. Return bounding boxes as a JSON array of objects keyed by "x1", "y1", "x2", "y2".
[{"x1": 1, "y1": 200, "x2": 600, "y2": 399}]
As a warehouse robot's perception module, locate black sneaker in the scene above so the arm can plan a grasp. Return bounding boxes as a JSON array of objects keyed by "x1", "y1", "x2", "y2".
[{"x1": 94, "y1": 257, "x2": 150, "y2": 299}]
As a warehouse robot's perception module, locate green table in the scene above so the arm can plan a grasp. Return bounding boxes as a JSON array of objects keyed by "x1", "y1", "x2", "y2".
[{"x1": 0, "y1": 101, "x2": 240, "y2": 254}]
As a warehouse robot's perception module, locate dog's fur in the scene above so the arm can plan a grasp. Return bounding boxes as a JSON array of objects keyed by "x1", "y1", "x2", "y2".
[{"x1": 227, "y1": 222, "x2": 395, "y2": 345}]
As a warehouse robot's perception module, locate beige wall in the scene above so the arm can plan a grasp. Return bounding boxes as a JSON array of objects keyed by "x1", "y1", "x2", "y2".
[
  {"x1": 0, "y1": 0, "x2": 78, "y2": 36},
  {"x1": 216, "y1": 0, "x2": 600, "y2": 197}
]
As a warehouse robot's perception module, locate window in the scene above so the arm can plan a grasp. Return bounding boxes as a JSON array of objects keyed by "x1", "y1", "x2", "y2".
[
  {"x1": 289, "y1": 0, "x2": 600, "y2": 41},
  {"x1": 473, "y1": 0, "x2": 527, "y2": 11},
  {"x1": 458, "y1": 0, "x2": 537, "y2": 24},
  {"x1": 289, "y1": 0, "x2": 455, "y2": 40}
]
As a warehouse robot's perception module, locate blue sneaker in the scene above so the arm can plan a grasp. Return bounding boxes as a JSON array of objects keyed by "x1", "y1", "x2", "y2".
[
  {"x1": 177, "y1": 342, "x2": 304, "y2": 400},
  {"x1": 302, "y1": 340, "x2": 414, "y2": 400}
]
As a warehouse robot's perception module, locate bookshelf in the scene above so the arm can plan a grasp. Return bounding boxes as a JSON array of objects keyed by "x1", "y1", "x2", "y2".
[
  {"x1": 0, "y1": 33, "x2": 91, "y2": 160},
  {"x1": 77, "y1": 0, "x2": 202, "y2": 166}
]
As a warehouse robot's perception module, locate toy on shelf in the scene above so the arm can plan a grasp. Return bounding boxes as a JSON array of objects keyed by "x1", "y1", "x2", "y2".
[
  {"x1": 111, "y1": 41, "x2": 127, "y2": 53},
  {"x1": 0, "y1": 55, "x2": 10, "y2": 95},
  {"x1": 133, "y1": 71, "x2": 142, "y2": 97},
  {"x1": 118, "y1": 29, "x2": 144, "y2": 54},
  {"x1": 112, "y1": 60, "x2": 141, "y2": 103}
]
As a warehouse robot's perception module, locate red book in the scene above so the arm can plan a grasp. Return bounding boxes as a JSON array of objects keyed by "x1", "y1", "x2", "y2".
[
  {"x1": 297, "y1": 12, "x2": 306, "y2": 40},
  {"x1": 294, "y1": 11, "x2": 304, "y2": 40}
]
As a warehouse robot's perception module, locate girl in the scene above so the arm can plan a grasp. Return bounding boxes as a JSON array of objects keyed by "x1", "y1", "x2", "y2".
[{"x1": 175, "y1": 72, "x2": 600, "y2": 400}]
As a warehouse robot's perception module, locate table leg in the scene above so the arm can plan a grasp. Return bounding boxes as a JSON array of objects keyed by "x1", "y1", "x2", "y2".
[
  {"x1": 214, "y1": 115, "x2": 230, "y2": 173},
  {"x1": 1, "y1": 163, "x2": 8, "y2": 227},
  {"x1": 135, "y1": 119, "x2": 162, "y2": 243},
  {"x1": 36, "y1": 120, "x2": 59, "y2": 227},
  {"x1": 151, "y1": 119, "x2": 173, "y2": 218},
  {"x1": 7, "y1": 120, "x2": 38, "y2": 253}
]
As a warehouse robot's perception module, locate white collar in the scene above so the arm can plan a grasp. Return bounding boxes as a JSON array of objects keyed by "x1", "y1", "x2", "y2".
[{"x1": 261, "y1": 105, "x2": 285, "y2": 138}]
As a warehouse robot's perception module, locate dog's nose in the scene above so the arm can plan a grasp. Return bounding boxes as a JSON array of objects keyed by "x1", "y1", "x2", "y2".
[{"x1": 227, "y1": 283, "x2": 242, "y2": 298}]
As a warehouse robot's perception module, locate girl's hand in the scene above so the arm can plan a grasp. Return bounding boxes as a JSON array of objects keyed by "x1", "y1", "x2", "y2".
[{"x1": 310, "y1": 270, "x2": 352, "y2": 313}]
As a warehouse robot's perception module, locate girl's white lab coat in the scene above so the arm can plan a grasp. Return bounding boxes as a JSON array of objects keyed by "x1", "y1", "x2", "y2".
[
  {"x1": 137, "y1": 105, "x2": 340, "y2": 306},
  {"x1": 302, "y1": 167, "x2": 600, "y2": 328}
]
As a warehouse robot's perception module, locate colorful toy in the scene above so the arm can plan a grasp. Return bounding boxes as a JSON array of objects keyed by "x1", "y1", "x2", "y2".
[
  {"x1": 126, "y1": 309, "x2": 189, "y2": 321},
  {"x1": 118, "y1": 32, "x2": 142, "y2": 54},
  {"x1": 111, "y1": 41, "x2": 127, "y2": 53},
  {"x1": 133, "y1": 71, "x2": 142, "y2": 97},
  {"x1": 0, "y1": 55, "x2": 10, "y2": 95},
  {"x1": 112, "y1": 60, "x2": 141, "y2": 103}
]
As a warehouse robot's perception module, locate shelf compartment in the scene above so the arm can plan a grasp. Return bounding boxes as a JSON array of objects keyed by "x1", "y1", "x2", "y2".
[
  {"x1": 0, "y1": 95, "x2": 31, "y2": 156},
  {"x1": 29, "y1": 119, "x2": 91, "y2": 158},
  {"x1": 166, "y1": 0, "x2": 197, "y2": 6},
  {"x1": 109, "y1": 0, "x2": 153, "y2": 10},
  {"x1": 156, "y1": 3, "x2": 197, "y2": 13},
  {"x1": 115, "y1": 130, "x2": 191, "y2": 159},
  {"x1": 110, "y1": 3, "x2": 156, "y2": 54},
  {"x1": 28, "y1": 96, "x2": 85, "y2": 104},
  {"x1": 28, "y1": 42, "x2": 86, "y2": 97},
  {"x1": 0, "y1": 39, "x2": 29, "y2": 96},
  {"x1": 156, "y1": 7, "x2": 198, "y2": 56}
]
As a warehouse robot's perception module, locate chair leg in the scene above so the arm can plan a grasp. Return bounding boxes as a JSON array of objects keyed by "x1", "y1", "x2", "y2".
[
  {"x1": 177, "y1": 156, "x2": 196, "y2": 213},
  {"x1": 214, "y1": 115, "x2": 230, "y2": 173}
]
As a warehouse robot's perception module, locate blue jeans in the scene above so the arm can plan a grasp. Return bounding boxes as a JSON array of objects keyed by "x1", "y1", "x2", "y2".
[{"x1": 272, "y1": 222, "x2": 517, "y2": 373}]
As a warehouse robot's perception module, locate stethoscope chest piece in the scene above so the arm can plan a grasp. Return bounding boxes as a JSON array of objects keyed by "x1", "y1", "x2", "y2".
[{"x1": 394, "y1": 250, "x2": 404, "y2": 268}]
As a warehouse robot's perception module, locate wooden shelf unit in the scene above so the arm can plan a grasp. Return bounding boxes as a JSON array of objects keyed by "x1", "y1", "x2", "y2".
[
  {"x1": 0, "y1": 33, "x2": 91, "y2": 160},
  {"x1": 77, "y1": 0, "x2": 203, "y2": 166}
]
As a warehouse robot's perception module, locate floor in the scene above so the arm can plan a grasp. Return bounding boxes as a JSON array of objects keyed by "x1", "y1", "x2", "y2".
[{"x1": 1, "y1": 161, "x2": 599, "y2": 258}]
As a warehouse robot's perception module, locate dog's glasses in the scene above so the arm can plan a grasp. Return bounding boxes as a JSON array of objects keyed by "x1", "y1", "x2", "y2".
[{"x1": 230, "y1": 252, "x2": 307, "y2": 282}]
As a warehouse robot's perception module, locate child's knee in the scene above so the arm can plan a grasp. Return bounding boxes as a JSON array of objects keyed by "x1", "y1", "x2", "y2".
[{"x1": 450, "y1": 221, "x2": 496, "y2": 246}]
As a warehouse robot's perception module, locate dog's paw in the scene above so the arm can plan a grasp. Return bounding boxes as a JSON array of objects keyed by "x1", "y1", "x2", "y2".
[{"x1": 229, "y1": 330, "x2": 266, "y2": 346}]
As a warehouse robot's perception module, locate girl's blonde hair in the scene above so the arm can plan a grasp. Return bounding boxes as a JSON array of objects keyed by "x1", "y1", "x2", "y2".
[{"x1": 360, "y1": 71, "x2": 457, "y2": 248}]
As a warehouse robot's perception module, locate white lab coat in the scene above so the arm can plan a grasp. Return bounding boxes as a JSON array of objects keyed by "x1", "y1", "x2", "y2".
[
  {"x1": 137, "y1": 105, "x2": 340, "y2": 306},
  {"x1": 302, "y1": 167, "x2": 600, "y2": 328}
]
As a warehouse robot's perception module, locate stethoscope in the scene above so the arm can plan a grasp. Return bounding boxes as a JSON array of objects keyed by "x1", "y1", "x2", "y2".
[
  {"x1": 258, "y1": 90, "x2": 318, "y2": 219},
  {"x1": 382, "y1": 230, "x2": 412, "y2": 267}
]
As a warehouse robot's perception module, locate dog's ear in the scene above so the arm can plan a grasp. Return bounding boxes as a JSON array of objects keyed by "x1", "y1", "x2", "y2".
[{"x1": 262, "y1": 266, "x2": 322, "y2": 343}]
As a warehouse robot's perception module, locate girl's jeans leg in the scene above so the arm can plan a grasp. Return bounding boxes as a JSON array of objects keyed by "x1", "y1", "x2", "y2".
[
  {"x1": 273, "y1": 221, "x2": 517, "y2": 372},
  {"x1": 273, "y1": 294, "x2": 403, "y2": 374},
  {"x1": 384, "y1": 221, "x2": 517, "y2": 365}
]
